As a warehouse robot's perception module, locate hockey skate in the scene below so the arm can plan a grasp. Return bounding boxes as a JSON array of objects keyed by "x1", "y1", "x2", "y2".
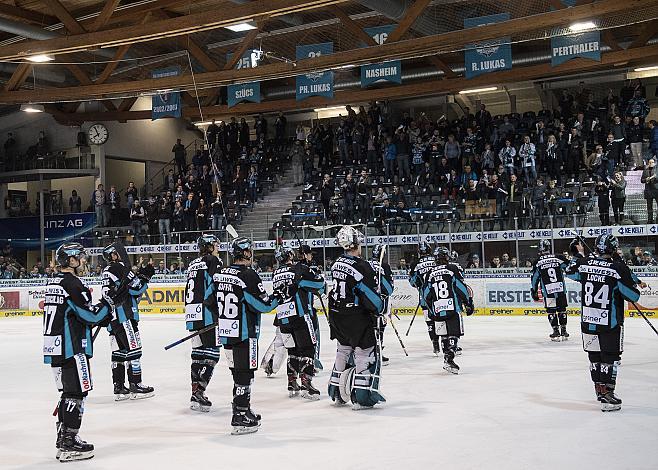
[
  {"x1": 381, "y1": 355, "x2": 389, "y2": 366},
  {"x1": 113, "y1": 384, "x2": 131, "y2": 402},
  {"x1": 455, "y1": 346, "x2": 463, "y2": 356},
  {"x1": 549, "y1": 327, "x2": 561, "y2": 342},
  {"x1": 231, "y1": 406, "x2": 261, "y2": 435},
  {"x1": 56, "y1": 428, "x2": 94, "y2": 462},
  {"x1": 443, "y1": 357, "x2": 460, "y2": 374},
  {"x1": 600, "y1": 385, "x2": 622, "y2": 412},
  {"x1": 432, "y1": 339, "x2": 441, "y2": 357},
  {"x1": 190, "y1": 389, "x2": 212, "y2": 412},
  {"x1": 263, "y1": 358, "x2": 274, "y2": 377},
  {"x1": 288, "y1": 374, "x2": 301, "y2": 398},
  {"x1": 560, "y1": 326, "x2": 569, "y2": 341},
  {"x1": 300, "y1": 374, "x2": 320, "y2": 401},
  {"x1": 352, "y1": 403, "x2": 374, "y2": 411},
  {"x1": 129, "y1": 382, "x2": 155, "y2": 400}
]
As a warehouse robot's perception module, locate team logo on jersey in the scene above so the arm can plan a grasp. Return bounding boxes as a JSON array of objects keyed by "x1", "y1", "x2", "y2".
[{"x1": 249, "y1": 338, "x2": 258, "y2": 369}]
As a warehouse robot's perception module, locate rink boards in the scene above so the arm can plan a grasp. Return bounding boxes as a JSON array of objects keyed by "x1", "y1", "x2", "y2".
[{"x1": 1, "y1": 272, "x2": 657, "y2": 318}]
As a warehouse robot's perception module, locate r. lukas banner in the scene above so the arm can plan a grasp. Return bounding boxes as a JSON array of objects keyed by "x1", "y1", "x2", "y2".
[
  {"x1": 464, "y1": 13, "x2": 512, "y2": 79},
  {"x1": 227, "y1": 51, "x2": 261, "y2": 108},
  {"x1": 551, "y1": 30, "x2": 600, "y2": 67},
  {"x1": 361, "y1": 25, "x2": 401, "y2": 87},
  {"x1": 151, "y1": 67, "x2": 181, "y2": 120},
  {"x1": 296, "y1": 42, "x2": 334, "y2": 101}
]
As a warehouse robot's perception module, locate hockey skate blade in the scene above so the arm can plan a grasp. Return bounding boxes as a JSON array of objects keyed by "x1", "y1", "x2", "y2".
[
  {"x1": 288, "y1": 390, "x2": 300, "y2": 398},
  {"x1": 443, "y1": 365, "x2": 459, "y2": 375},
  {"x1": 58, "y1": 450, "x2": 94, "y2": 462},
  {"x1": 130, "y1": 391, "x2": 155, "y2": 400},
  {"x1": 301, "y1": 391, "x2": 320, "y2": 401},
  {"x1": 114, "y1": 393, "x2": 131, "y2": 402},
  {"x1": 550, "y1": 337, "x2": 562, "y2": 342},
  {"x1": 190, "y1": 402, "x2": 211, "y2": 413},
  {"x1": 231, "y1": 425, "x2": 260, "y2": 435},
  {"x1": 352, "y1": 403, "x2": 375, "y2": 411},
  {"x1": 601, "y1": 403, "x2": 622, "y2": 412}
]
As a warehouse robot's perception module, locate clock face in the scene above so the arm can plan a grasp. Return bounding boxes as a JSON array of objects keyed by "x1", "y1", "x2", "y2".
[{"x1": 88, "y1": 123, "x2": 109, "y2": 145}]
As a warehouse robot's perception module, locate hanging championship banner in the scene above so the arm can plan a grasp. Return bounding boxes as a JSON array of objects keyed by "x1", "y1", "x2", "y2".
[
  {"x1": 296, "y1": 42, "x2": 334, "y2": 101},
  {"x1": 361, "y1": 25, "x2": 402, "y2": 87},
  {"x1": 551, "y1": 31, "x2": 601, "y2": 66},
  {"x1": 463, "y1": 13, "x2": 512, "y2": 79},
  {"x1": 152, "y1": 66, "x2": 181, "y2": 120},
  {"x1": 226, "y1": 51, "x2": 261, "y2": 108}
]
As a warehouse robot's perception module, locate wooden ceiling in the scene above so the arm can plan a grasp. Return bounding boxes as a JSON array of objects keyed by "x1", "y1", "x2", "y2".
[{"x1": 0, "y1": 0, "x2": 656, "y2": 122}]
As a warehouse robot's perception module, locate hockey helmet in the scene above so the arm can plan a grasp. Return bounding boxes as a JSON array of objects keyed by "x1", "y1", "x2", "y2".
[
  {"x1": 275, "y1": 245, "x2": 295, "y2": 264},
  {"x1": 595, "y1": 233, "x2": 618, "y2": 255},
  {"x1": 299, "y1": 244, "x2": 313, "y2": 260},
  {"x1": 449, "y1": 250, "x2": 459, "y2": 262},
  {"x1": 56, "y1": 242, "x2": 87, "y2": 268},
  {"x1": 336, "y1": 226, "x2": 364, "y2": 250},
  {"x1": 433, "y1": 246, "x2": 451, "y2": 262},
  {"x1": 372, "y1": 244, "x2": 385, "y2": 260},
  {"x1": 198, "y1": 233, "x2": 220, "y2": 255},
  {"x1": 418, "y1": 241, "x2": 432, "y2": 257},
  {"x1": 230, "y1": 237, "x2": 253, "y2": 260},
  {"x1": 538, "y1": 239, "x2": 552, "y2": 254}
]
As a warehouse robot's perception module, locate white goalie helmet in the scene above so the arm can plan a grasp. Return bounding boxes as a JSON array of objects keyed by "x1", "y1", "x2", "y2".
[{"x1": 336, "y1": 225, "x2": 365, "y2": 250}]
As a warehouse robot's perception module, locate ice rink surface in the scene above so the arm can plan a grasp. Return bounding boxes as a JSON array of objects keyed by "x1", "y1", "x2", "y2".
[{"x1": 1, "y1": 315, "x2": 657, "y2": 470}]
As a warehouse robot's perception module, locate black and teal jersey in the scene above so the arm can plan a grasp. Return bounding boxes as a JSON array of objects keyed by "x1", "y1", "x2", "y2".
[
  {"x1": 184, "y1": 254, "x2": 223, "y2": 331},
  {"x1": 272, "y1": 262, "x2": 325, "y2": 327}
]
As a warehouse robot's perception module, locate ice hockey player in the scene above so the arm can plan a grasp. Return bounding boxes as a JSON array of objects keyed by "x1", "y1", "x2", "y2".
[
  {"x1": 328, "y1": 226, "x2": 385, "y2": 410},
  {"x1": 409, "y1": 242, "x2": 438, "y2": 355},
  {"x1": 530, "y1": 239, "x2": 570, "y2": 341},
  {"x1": 424, "y1": 246, "x2": 474, "y2": 374},
  {"x1": 299, "y1": 244, "x2": 325, "y2": 373},
  {"x1": 184, "y1": 234, "x2": 223, "y2": 412},
  {"x1": 217, "y1": 237, "x2": 279, "y2": 434},
  {"x1": 44, "y1": 243, "x2": 127, "y2": 462},
  {"x1": 369, "y1": 244, "x2": 394, "y2": 365},
  {"x1": 261, "y1": 327, "x2": 286, "y2": 377},
  {"x1": 101, "y1": 242, "x2": 154, "y2": 400},
  {"x1": 272, "y1": 245, "x2": 325, "y2": 399},
  {"x1": 565, "y1": 234, "x2": 642, "y2": 412}
]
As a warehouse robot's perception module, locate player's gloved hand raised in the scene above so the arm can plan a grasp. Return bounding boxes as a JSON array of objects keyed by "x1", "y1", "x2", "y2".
[
  {"x1": 569, "y1": 238, "x2": 584, "y2": 257},
  {"x1": 465, "y1": 302, "x2": 475, "y2": 316}
]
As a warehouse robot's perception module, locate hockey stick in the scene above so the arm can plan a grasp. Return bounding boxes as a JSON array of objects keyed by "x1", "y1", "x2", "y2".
[
  {"x1": 388, "y1": 314, "x2": 408, "y2": 356},
  {"x1": 405, "y1": 296, "x2": 422, "y2": 336},
  {"x1": 164, "y1": 324, "x2": 215, "y2": 351}
]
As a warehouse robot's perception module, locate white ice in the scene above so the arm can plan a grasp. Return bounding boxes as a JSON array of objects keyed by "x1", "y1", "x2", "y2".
[{"x1": 1, "y1": 315, "x2": 657, "y2": 470}]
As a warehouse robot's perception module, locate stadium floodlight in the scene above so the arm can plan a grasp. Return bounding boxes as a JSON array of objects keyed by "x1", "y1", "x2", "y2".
[
  {"x1": 20, "y1": 104, "x2": 45, "y2": 113},
  {"x1": 634, "y1": 65, "x2": 658, "y2": 72},
  {"x1": 459, "y1": 87, "x2": 497, "y2": 94},
  {"x1": 26, "y1": 54, "x2": 54, "y2": 63},
  {"x1": 224, "y1": 22, "x2": 257, "y2": 32},
  {"x1": 569, "y1": 21, "x2": 596, "y2": 32}
]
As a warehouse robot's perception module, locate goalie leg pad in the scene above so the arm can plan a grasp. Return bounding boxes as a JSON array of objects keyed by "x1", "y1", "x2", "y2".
[
  {"x1": 328, "y1": 344, "x2": 353, "y2": 402},
  {"x1": 351, "y1": 346, "x2": 385, "y2": 408}
]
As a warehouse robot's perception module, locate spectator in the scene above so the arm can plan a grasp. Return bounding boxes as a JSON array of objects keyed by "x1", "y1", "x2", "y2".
[
  {"x1": 172, "y1": 138, "x2": 186, "y2": 175},
  {"x1": 138, "y1": 256, "x2": 156, "y2": 279},
  {"x1": 499, "y1": 139, "x2": 516, "y2": 178},
  {"x1": 519, "y1": 135, "x2": 537, "y2": 184},
  {"x1": 356, "y1": 170, "x2": 370, "y2": 220},
  {"x1": 627, "y1": 116, "x2": 644, "y2": 167},
  {"x1": 566, "y1": 127, "x2": 583, "y2": 178},
  {"x1": 383, "y1": 135, "x2": 397, "y2": 180},
  {"x1": 610, "y1": 171, "x2": 626, "y2": 224},
  {"x1": 595, "y1": 177, "x2": 610, "y2": 225},
  {"x1": 490, "y1": 256, "x2": 501, "y2": 268},
  {"x1": 641, "y1": 158, "x2": 658, "y2": 223},
  {"x1": 625, "y1": 89, "x2": 650, "y2": 122},
  {"x1": 320, "y1": 174, "x2": 334, "y2": 217},
  {"x1": 172, "y1": 200, "x2": 184, "y2": 234},
  {"x1": 158, "y1": 196, "x2": 172, "y2": 243},
  {"x1": 3, "y1": 132, "x2": 16, "y2": 171},
  {"x1": 255, "y1": 113, "x2": 267, "y2": 141},
  {"x1": 91, "y1": 183, "x2": 107, "y2": 227},
  {"x1": 649, "y1": 120, "x2": 658, "y2": 160},
  {"x1": 183, "y1": 192, "x2": 197, "y2": 233},
  {"x1": 444, "y1": 133, "x2": 461, "y2": 172},
  {"x1": 69, "y1": 190, "x2": 81, "y2": 213},
  {"x1": 302, "y1": 150, "x2": 314, "y2": 188},
  {"x1": 164, "y1": 169, "x2": 176, "y2": 192},
  {"x1": 274, "y1": 112, "x2": 287, "y2": 150},
  {"x1": 155, "y1": 260, "x2": 169, "y2": 275},
  {"x1": 507, "y1": 174, "x2": 524, "y2": 229},
  {"x1": 211, "y1": 192, "x2": 225, "y2": 231},
  {"x1": 126, "y1": 181, "x2": 138, "y2": 208},
  {"x1": 466, "y1": 254, "x2": 480, "y2": 269},
  {"x1": 239, "y1": 118, "x2": 250, "y2": 148},
  {"x1": 342, "y1": 172, "x2": 356, "y2": 221},
  {"x1": 130, "y1": 199, "x2": 145, "y2": 245},
  {"x1": 395, "y1": 128, "x2": 411, "y2": 182},
  {"x1": 196, "y1": 198, "x2": 209, "y2": 231},
  {"x1": 107, "y1": 185, "x2": 120, "y2": 226}
]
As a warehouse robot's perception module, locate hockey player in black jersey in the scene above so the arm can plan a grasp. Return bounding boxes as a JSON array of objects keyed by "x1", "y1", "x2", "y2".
[
  {"x1": 530, "y1": 239, "x2": 570, "y2": 341},
  {"x1": 328, "y1": 226, "x2": 385, "y2": 410},
  {"x1": 566, "y1": 234, "x2": 642, "y2": 412},
  {"x1": 272, "y1": 245, "x2": 325, "y2": 399},
  {"x1": 101, "y1": 243, "x2": 154, "y2": 400},
  {"x1": 409, "y1": 242, "x2": 438, "y2": 354},
  {"x1": 184, "y1": 234, "x2": 223, "y2": 412},
  {"x1": 44, "y1": 243, "x2": 127, "y2": 462},
  {"x1": 369, "y1": 244, "x2": 394, "y2": 365},
  {"x1": 217, "y1": 237, "x2": 279, "y2": 434},
  {"x1": 424, "y1": 246, "x2": 474, "y2": 374}
]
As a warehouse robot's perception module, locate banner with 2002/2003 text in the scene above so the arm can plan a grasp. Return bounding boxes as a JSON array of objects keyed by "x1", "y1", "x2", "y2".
[
  {"x1": 296, "y1": 42, "x2": 334, "y2": 101},
  {"x1": 152, "y1": 66, "x2": 181, "y2": 120},
  {"x1": 226, "y1": 51, "x2": 261, "y2": 108},
  {"x1": 463, "y1": 13, "x2": 512, "y2": 79}
]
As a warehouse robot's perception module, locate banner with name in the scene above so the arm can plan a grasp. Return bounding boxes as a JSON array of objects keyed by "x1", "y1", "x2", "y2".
[
  {"x1": 464, "y1": 13, "x2": 512, "y2": 79},
  {"x1": 151, "y1": 67, "x2": 181, "y2": 120},
  {"x1": 361, "y1": 25, "x2": 402, "y2": 87},
  {"x1": 226, "y1": 51, "x2": 261, "y2": 108},
  {"x1": 0, "y1": 212, "x2": 96, "y2": 249},
  {"x1": 551, "y1": 30, "x2": 601, "y2": 66},
  {"x1": 296, "y1": 42, "x2": 334, "y2": 101}
]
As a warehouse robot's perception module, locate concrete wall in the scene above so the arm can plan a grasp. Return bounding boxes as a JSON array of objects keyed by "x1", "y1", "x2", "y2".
[
  {"x1": 50, "y1": 176, "x2": 96, "y2": 212},
  {"x1": 105, "y1": 159, "x2": 145, "y2": 199},
  {"x1": 0, "y1": 112, "x2": 78, "y2": 156}
]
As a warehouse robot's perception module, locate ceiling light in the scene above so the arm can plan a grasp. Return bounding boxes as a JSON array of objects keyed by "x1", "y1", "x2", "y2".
[
  {"x1": 194, "y1": 121, "x2": 222, "y2": 127},
  {"x1": 569, "y1": 21, "x2": 596, "y2": 32},
  {"x1": 26, "y1": 54, "x2": 54, "y2": 63},
  {"x1": 458, "y1": 87, "x2": 498, "y2": 94},
  {"x1": 313, "y1": 106, "x2": 347, "y2": 113},
  {"x1": 634, "y1": 65, "x2": 658, "y2": 72},
  {"x1": 20, "y1": 104, "x2": 45, "y2": 113},
  {"x1": 224, "y1": 22, "x2": 257, "y2": 32}
]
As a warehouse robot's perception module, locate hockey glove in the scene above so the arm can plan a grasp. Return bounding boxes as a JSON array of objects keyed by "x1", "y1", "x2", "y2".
[
  {"x1": 569, "y1": 238, "x2": 584, "y2": 258},
  {"x1": 531, "y1": 289, "x2": 539, "y2": 302},
  {"x1": 464, "y1": 303, "x2": 475, "y2": 316}
]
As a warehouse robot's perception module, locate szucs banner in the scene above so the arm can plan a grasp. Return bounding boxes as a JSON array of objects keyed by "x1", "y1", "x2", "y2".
[
  {"x1": 226, "y1": 51, "x2": 261, "y2": 108},
  {"x1": 361, "y1": 25, "x2": 402, "y2": 87},
  {"x1": 0, "y1": 212, "x2": 96, "y2": 248},
  {"x1": 151, "y1": 66, "x2": 181, "y2": 120},
  {"x1": 296, "y1": 42, "x2": 334, "y2": 101},
  {"x1": 551, "y1": 30, "x2": 601, "y2": 67},
  {"x1": 463, "y1": 13, "x2": 512, "y2": 79}
]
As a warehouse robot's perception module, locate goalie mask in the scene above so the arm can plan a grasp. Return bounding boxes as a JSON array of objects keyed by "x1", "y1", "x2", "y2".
[{"x1": 336, "y1": 226, "x2": 364, "y2": 250}]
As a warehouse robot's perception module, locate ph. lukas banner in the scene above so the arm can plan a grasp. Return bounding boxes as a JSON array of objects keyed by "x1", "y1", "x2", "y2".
[{"x1": 296, "y1": 42, "x2": 334, "y2": 101}]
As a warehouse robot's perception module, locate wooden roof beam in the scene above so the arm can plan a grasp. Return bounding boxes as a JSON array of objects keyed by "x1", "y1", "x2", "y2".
[
  {"x1": 0, "y1": 4, "x2": 58, "y2": 25},
  {"x1": 41, "y1": 0, "x2": 88, "y2": 35},
  {"x1": 329, "y1": 5, "x2": 377, "y2": 46},
  {"x1": 629, "y1": 19, "x2": 658, "y2": 48},
  {"x1": 89, "y1": 0, "x2": 121, "y2": 32},
  {"x1": 387, "y1": 0, "x2": 432, "y2": 43}
]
